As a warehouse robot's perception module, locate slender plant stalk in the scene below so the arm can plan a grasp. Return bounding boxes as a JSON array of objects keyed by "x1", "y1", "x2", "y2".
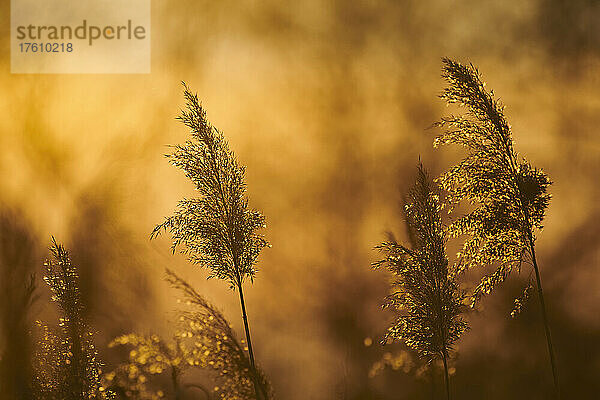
[
  {"x1": 237, "y1": 284, "x2": 262, "y2": 400},
  {"x1": 529, "y1": 237, "x2": 559, "y2": 397},
  {"x1": 171, "y1": 366, "x2": 181, "y2": 400},
  {"x1": 442, "y1": 351, "x2": 450, "y2": 400},
  {"x1": 238, "y1": 284, "x2": 256, "y2": 368},
  {"x1": 433, "y1": 58, "x2": 559, "y2": 394},
  {"x1": 153, "y1": 83, "x2": 270, "y2": 400}
]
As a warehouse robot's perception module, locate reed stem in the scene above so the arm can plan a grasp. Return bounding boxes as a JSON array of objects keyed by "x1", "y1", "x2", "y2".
[
  {"x1": 529, "y1": 239, "x2": 560, "y2": 398},
  {"x1": 442, "y1": 351, "x2": 450, "y2": 400},
  {"x1": 237, "y1": 284, "x2": 262, "y2": 400}
]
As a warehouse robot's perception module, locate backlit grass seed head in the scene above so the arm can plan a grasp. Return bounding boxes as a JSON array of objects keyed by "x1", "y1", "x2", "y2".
[
  {"x1": 374, "y1": 164, "x2": 468, "y2": 363},
  {"x1": 434, "y1": 58, "x2": 551, "y2": 308},
  {"x1": 35, "y1": 238, "x2": 112, "y2": 400},
  {"x1": 107, "y1": 270, "x2": 271, "y2": 400},
  {"x1": 151, "y1": 83, "x2": 268, "y2": 290},
  {"x1": 165, "y1": 269, "x2": 271, "y2": 399}
]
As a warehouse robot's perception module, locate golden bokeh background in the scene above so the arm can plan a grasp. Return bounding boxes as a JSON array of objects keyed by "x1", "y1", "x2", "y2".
[{"x1": 1, "y1": 1, "x2": 599, "y2": 399}]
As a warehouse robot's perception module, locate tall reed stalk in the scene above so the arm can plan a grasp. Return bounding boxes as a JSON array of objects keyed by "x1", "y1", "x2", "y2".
[
  {"x1": 433, "y1": 58, "x2": 559, "y2": 396},
  {"x1": 152, "y1": 83, "x2": 269, "y2": 400},
  {"x1": 374, "y1": 163, "x2": 468, "y2": 400}
]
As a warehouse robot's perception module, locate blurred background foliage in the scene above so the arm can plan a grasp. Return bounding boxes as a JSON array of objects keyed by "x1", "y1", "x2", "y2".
[{"x1": 0, "y1": 1, "x2": 599, "y2": 399}]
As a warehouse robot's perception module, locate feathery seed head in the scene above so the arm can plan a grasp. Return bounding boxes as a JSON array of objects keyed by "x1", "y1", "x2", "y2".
[
  {"x1": 375, "y1": 164, "x2": 468, "y2": 362},
  {"x1": 434, "y1": 58, "x2": 552, "y2": 309},
  {"x1": 152, "y1": 83, "x2": 268, "y2": 290}
]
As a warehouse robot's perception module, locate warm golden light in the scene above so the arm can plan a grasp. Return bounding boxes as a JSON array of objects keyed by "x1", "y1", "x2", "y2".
[{"x1": 0, "y1": 1, "x2": 598, "y2": 399}]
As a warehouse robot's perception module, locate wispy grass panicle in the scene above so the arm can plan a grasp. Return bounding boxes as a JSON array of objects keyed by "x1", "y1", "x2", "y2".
[
  {"x1": 107, "y1": 269, "x2": 271, "y2": 400},
  {"x1": 434, "y1": 59, "x2": 551, "y2": 298},
  {"x1": 151, "y1": 83, "x2": 268, "y2": 289},
  {"x1": 106, "y1": 333, "x2": 185, "y2": 400},
  {"x1": 32, "y1": 321, "x2": 67, "y2": 400},
  {"x1": 152, "y1": 83, "x2": 269, "y2": 399},
  {"x1": 34, "y1": 238, "x2": 112, "y2": 400},
  {"x1": 374, "y1": 164, "x2": 468, "y2": 400},
  {"x1": 433, "y1": 58, "x2": 558, "y2": 395},
  {"x1": 165, "y1": 269, "x2": 271, "y2": 400}
]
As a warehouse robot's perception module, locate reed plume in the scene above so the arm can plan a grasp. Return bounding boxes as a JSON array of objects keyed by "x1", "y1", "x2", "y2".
[
  {"x1": 374, "y1": 163, "x2": 468, "y2": 400},
  {"x1": 152, "y1": 83, "x2": 268, "y2": 399},
  {"x1": 107, "y1": 269, "x2": 271, "y2": 400},
  {"x1": 166, "y1": 269, "x2": 271, "y2": 399},
  {"x1": 433, "y1": 58, "x2": 558, "y2": 394},
  {"x1": 33, "y1": 238, "x2": 112, "y2": 400}
]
